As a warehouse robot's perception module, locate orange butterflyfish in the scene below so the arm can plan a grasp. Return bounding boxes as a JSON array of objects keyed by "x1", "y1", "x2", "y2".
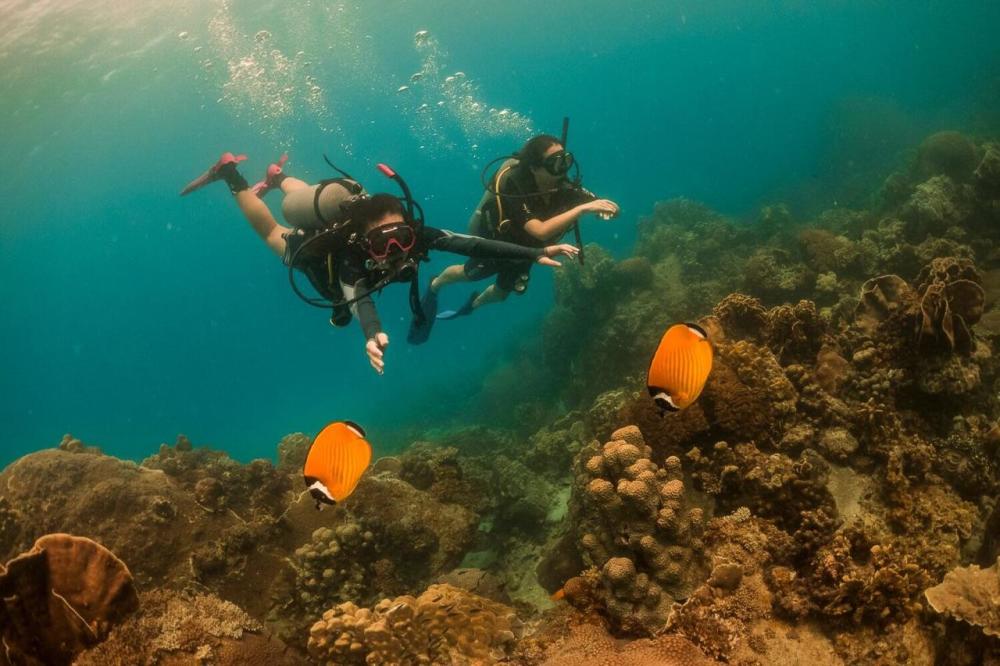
[
  {"x1": 647, "y1": 322, "x2": 713, "y2": 414},
  {"x1": 303, "y1": 421, "x2": 372, "y2": 507}
]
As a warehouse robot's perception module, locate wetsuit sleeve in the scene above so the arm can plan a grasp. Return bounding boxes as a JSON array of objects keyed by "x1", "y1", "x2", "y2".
[
  {"x1": 341, "y1": 277, "x2": 382, "y2": 340},
  {"x1": 422, "y1": 227, "x2": 544, "y2": 261},
  {"x1": 338, "y1": 254, "x2": 382, "y2": 340},
  {"x1": 568, "y1": 186, "x2": 599, "y2": 206}
]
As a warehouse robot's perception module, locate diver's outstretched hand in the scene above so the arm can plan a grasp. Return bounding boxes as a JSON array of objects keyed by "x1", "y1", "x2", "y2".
[
  {"x1": 537, "y1": 243, "x2": 579, "y2": 267},
  {"x1": 366, "y1": 332, "x2": 389, "y2": 375},
  {"x1": 579, "y1": 199, "x2": 620, "y2": 219}
]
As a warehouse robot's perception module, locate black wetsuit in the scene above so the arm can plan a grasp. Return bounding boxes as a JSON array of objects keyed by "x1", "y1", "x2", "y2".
[
  {"x1": 467, "y1": 165, "x2": 595, "y2": 292},
  {"x1": 336, "y1": 226, "x2": 546, "y2": 339}
]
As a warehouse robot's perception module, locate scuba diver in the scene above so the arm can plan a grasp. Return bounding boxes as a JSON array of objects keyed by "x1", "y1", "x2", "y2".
[
  {"x1": 407, "y1": 122, "x2": 620, "y2": 345},
  {"x1": 180, "y1": 152, "x2": 578, "y2": 374}
]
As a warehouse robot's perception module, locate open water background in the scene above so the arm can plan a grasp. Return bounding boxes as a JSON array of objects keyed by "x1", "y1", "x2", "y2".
[{"x1": 2, "y1": 0, "x2": 998, "y2": 466}]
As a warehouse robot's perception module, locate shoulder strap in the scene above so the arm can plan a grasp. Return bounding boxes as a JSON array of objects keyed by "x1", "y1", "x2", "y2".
[{"x1": 493, "y1": 163, "x2": 518, "y2": 229}]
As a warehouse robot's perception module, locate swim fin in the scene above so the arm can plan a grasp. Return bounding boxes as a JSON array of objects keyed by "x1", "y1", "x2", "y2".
[
  {"x1": 437, "y1": 291, "x2": 479, "y2": 321},
  {"x1": 250, "y1": 154, "x2": 289, "y2": 197},
  {"x1": 180, "y1": 152, "x2": 247, "y2": 196},
  {"x1": 407, "y1": 284, "x2": 439, "y2": 345}
]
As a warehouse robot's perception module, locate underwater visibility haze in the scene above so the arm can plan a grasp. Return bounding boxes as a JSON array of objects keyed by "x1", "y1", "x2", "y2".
[{"x1": 2, "y1": 1, "x2": 1000, "y2": 664}]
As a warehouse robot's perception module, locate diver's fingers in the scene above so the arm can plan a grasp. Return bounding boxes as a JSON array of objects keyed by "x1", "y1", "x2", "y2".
[
  {"x1": 537, "y1": 256, "x2": 561, "y2": 267},
  {"x1": 376, "y1": 332, "x2": 389, "y2": 349},
  {"x1": 367, "y1": 348, "x2": 385, "y2": 374}
]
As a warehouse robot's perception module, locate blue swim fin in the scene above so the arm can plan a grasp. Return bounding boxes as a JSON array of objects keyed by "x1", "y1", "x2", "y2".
[
  {"x1": 407, "y1": 285, "x2": 439, "y2": 345},
  {"x1": 437, "y1": 291, "x2": 479, "y2": 321}
]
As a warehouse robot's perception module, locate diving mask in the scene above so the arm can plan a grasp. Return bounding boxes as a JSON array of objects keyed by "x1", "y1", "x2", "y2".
[
  {"x1": 365, "y1": 222, "x2": 416, "y2": 261},
  {"x1": 541, "y1": 150, "x2": 574, "y2": 177}
]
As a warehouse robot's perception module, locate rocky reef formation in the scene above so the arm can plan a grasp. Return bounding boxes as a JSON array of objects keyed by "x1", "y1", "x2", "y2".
[
  {"x1": 3, "y1": 130, "x2": 1000, "y2": 664},
  {"x1": 307, "y1": 583, "x2": 519, "y2": 664},
  {"x1": 76, "y1": 590, "x2": 300, "y2": 665}
]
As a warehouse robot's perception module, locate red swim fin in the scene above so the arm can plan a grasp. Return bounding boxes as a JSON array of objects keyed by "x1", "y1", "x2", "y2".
[{"x1": 179, "y1": 152, "x2": 247, "y2": 196}]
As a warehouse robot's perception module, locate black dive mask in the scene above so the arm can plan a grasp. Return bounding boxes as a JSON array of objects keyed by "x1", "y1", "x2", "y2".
[{"x1": 541, "y1": 150, "x2": 574, "y2": 177}]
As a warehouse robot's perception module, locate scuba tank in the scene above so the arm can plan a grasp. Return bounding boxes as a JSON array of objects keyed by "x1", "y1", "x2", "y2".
[
  {"x1": 469, "y1": 158, "x2": 518, "y2": 238},
  {"x1": 281, "y1": 178, "x2": 366, "y2": 230}
]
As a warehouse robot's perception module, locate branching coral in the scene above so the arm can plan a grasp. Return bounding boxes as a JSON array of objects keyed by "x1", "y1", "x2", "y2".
[{"x1": 307, "y1": 583, "x2": 520, "y2": 665}]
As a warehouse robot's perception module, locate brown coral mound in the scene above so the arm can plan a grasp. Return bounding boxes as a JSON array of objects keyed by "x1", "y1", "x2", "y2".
[
  {"x1": 76, "y1": 589, "x2": 302, "y2": 665},
  {"x1": 572, "y1": 426, "x2": 708, "y2": 634},
  {"x1": 915, "y1": 131, "x2": 979, "y2": 182},
  {"x1": 539, "y1": 622, "x2": 720, "y2": 666},
  {"x1": 0, "y1": 535, "x2": 138, "y2": 666},
  {"x1": 0, "y1": 449, "x2": 239, "y2": 587},
  {"x1": 308, "y1": 583, "x2": 519, "y2": 665},
  {"x1": 142, "y1": 434, "x2": 292, "y2": 519},
  {"x1": 925, "y1": 557, "x2": 1000, "y2": 638}
]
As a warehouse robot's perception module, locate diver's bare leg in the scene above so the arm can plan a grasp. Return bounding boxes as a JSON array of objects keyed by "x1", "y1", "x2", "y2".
[
  {"x1": 472, "y1": 284, "x2": 509, "y2": 309},
  {"x1": 280, "y1": 176, "x2": 310, "y2": 193},
  {"x1": 234, "y1": 190, "x2": 288, "y2": 257},
  {"x1": 430, "y1": 264, "x2": 470, "y2": 293}
]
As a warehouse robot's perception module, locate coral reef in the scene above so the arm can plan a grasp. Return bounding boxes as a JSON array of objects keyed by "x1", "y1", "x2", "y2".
[
  {"x1": 0, "y1": 448, "x2": 235, "y2": 587},
  {"x1": 307, "y1": 583, "x2": 519, "y2": 665},
  {"x1": 571, "y1": 426, "x2": 708, "y2": 634},
  {"x1": 76, "y1": 590, "x2": 301, "y2": 665},
  {"x1": 0, "y1": 534, "x2": 139, "y2": 665},
  {"x1": 925, "y1": 557, "x2": 1000, "y2": 638},
  {"x1": 143, "y1": 434, "x2": 293, "y2": 519},
  {"x1": 535, "y1": 621, "x2": 719, "y2": 665},
  {"x1": 4, "y1": 129, "x2": 1000, "y2": 664}
]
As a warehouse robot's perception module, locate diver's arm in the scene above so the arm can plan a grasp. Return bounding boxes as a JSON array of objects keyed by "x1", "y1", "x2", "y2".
[
  {"x1": 341, "y1": 278, "x2": 383, "y2": 341},
  {"x1": 423, "y1": 227, "x2": 544, "y2": 261},
  {"x1": 523, "y1": 198, "x2": 620, "y2": 242},
  {"x1": 342, "y1": 278, "x2": 389, "y2": 374}
]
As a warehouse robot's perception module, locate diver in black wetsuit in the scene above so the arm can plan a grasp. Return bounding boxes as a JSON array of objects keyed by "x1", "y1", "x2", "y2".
[
  {"x1": 180, "y1": 153, "x2": 578, "y2": 374},
  {"x1": 406, "y1": 132, "x2": 620, "y2": 344}
]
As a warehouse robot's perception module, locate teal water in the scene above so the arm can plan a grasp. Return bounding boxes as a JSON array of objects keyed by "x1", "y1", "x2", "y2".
[{"x1": 2, "y1": 1, "x2": 998, "y2": 467}]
